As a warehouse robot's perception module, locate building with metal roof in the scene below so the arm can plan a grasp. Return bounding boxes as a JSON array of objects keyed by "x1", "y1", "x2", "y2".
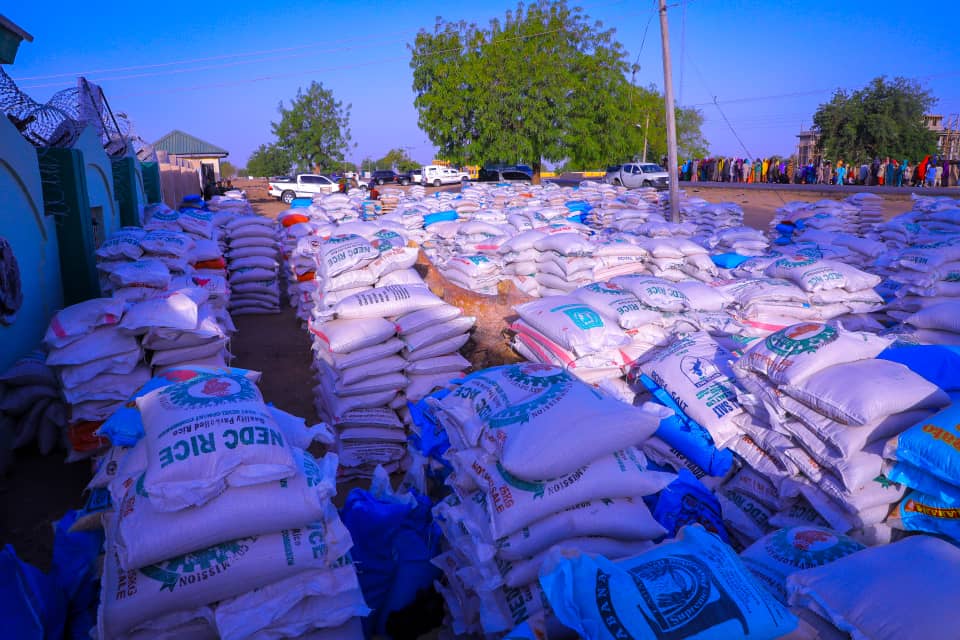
[{"x1": 153, "y1": 129, "x2": 229, "y2": 183}]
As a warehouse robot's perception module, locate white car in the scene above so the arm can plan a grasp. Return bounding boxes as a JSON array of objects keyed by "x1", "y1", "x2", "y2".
[
  {"x1": 421, "y1": 165, "x2": 470, "y2": 187},
  {"x1": 268, "y1": 174, "x2": 340, "y2": 203},
  {"x1": 603, "y1": 163, "x2": 669, "y2": 189}
]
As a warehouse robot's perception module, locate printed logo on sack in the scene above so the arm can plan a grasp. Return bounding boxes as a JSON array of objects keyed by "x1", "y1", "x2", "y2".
[
  {"x1": 763, "y1": 527, "x2": 863, "y2": 569},
  {"x1": 489, "y1": 366, "x2": 574, "y2": 428},
  {"x1": 554, "y1": 304, "x2": 605, "y2": 330},
  {"x1": 680, "y1": 355, "x2": 721, "y2": 389},
  {"x1": 585, "y1": 282, "x2": 625, "y2": 296},
  {"x1": 774, "y1": 254, "x2": 817, "y2": 269},
  {"x1": 140, "y1": 538, "x2": 254, "y2": 591},
  {"x1": 162, "y1": 374, "x2": 257, "y2": 409},
  {"x1": 624, "y1": 555, "x2": 749, "y2": 639},
  {"x1": 496, "y1": 462, "x2": 545, "y2": 499},
  {"x1": 764, "y1": 323, "x2": 837, "y2": 357}
]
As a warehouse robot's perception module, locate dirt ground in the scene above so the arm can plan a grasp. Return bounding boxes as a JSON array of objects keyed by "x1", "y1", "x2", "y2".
[{"x1": 0, "y1": 179, "x2": 924, "y2": 571}]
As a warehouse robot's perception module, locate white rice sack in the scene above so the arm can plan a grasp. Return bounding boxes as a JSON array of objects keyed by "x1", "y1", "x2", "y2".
[
  {"x1": 113, "y1": 449, "x2": 337, "y2": 570},
  {"x1": 334, "y1": 285, "x2": 443, "y2": 319},
  {"x1": 406, "y1": 372, "x2": 463, "y2": 401},
  {"x1": 782, "y1": 359, "x2": 950, "y2": 425},
  {"x1": 107, "y1": 259, "x2": 171, "y2": 290},
  {"x1": 405, "y1": 354, "x2": 470, "y2": 376},
  {"x1": 395, "y1": 304, "x2": 463, "y2": 335},
  {"x1": 674, "y1": 281, "x2": 734, "y2": 312},
  {"x1": 98, "y1": 508, "x2": 353, "y2": 639},
  {"x1": 740, "y1": 526, "x2": 865, "y2": 603},
  {"x1": 401, "y1": 316, "x2": 475, "y2": 352},
  {"x1": 120, "y1": 290, "x2": 200, "y2": 335},
  {"x1": 736, "y1": 322, "x2": 893, "y2": 386},
  {"x1": 337, "y1": 355, "x2": 406, "y2": 385},
  {"x1": 457, "y1": 447, "x2": 675, "y2": 538},
  {"x1": 640, "y1": 332, "x2": 744, "y2": 445},
  {"x1": 404, "y1": 333, "x2": 471, "y2": 361},
  {"x1": 786, "y1": 535, "x2": 958, "y2": 640},
  {"x1": 375, "y1": 268, "x2": 425, "y2": 287},
  {"x1": 496, "y1": 498, "x2": 666, "y2": 561},
  {"x1": 905, "y1": 300, "x2": 960, "y2": 333},
  {"x1": 514, "y1": 296, "x2": 628, "y2": 357},
  {"x1": 570, "y1": 282, "x2": 662, "y2": 329},
  {"x1": 318, "y1": 234, "x2": 376, "y2": 277},
  {"x1": 46, "y1": 327, "x2": 140, "y2": 366},
  {"x1": 503, "y1": 537, "x2": 656, "y2": 589},
  {"x1": 315, "y1": 338, "x2": 403, "y2": 372},
  {"x1": 140, "y1": 230, "x2": 195, "y2": 257},
  {"x1": 44, "y1": 298, "x2": 125, "y2": 348},
  {"x1": 610, "y1": 274, "x2": 690, "y2": 312},
  {"x1": 764, "y1": 255, "x2": 848, "y2": 292},
  {"x1": 97, "y1": 230, "x2": 145, "y2": 261},
  {"x1": 62, "y1": 366, "x2": 151, "y2": 404},
  {"x1": 136, "y1": 372, "x2": 297, "y2": 511},
  {"x1": 213, "y1": 562, "x2": 368, "y2": 640},
  {"x1": 309, "y1": 317, "x2": 396, "y2": 354},
  {"x1": 533, "y1": 233, "x2": 593, "y2": 256}
]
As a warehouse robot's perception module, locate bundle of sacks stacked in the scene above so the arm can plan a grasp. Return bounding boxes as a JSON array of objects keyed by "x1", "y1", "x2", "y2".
[
  {"x1": 427, "y1": 364, "x2": 673, "y2": 636},
  {"x1": 730, "y1": 321, "x2": 950, "y2": 545},
  {"x1": 709, "y1": 225, "x2": 769, "y2": 257},
  {"x1": 225, "y1": 214, "x2": 281, "y2": 315},
  {"x1": 310, "y1": 277, "x2": 474, "y2": 480},
  {"x1": 92, "y1": 366, "x2": 367, "y2": 639},
  {"x1": 875, "y1": 236, "x2": 960, "y2": 323},
  {"x1": 845, "y1": 191, "x2": 884, "y2": 233},
  {"x1": 0, "y1": 351, "x2": 67, "y2": 466},
  {"x1": 680, "y1": 199, "x2": 745, "y2": 243},
  {"x1": 770, "y1": 199, "x2": 862, "y2": 246},
  {"x1": 883, "y1": 399, "x2": 960, "y2": 543},
  {"x1": 633, "y1": 235, "x2": 712, "y2": 282}
]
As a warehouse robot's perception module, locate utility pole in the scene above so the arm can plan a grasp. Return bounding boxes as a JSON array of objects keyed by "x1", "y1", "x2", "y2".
[
  {"x1": 659, "y1": 0, "x2": 680, "y2": 223},
  {"x1": 643, "y1": 113, "x2": 650, "y2": 163}
]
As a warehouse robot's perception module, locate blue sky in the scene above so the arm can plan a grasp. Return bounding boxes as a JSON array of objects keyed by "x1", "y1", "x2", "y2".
[{"x1": 5, "y1": 1, "x2": 958, "y2": 167}]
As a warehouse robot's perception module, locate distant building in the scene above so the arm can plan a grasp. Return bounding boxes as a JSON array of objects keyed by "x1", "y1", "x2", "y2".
[
  {"x1": 796, "y1": 129, "x2": 820, "y2": 166},
  {"x1": 153, "y1": 129, "x2": 229, "y2": 180}
]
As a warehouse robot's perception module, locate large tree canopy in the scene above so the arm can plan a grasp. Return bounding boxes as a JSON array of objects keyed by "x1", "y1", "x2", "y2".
[
  {"x1": 813, "y1": 76, "x2": 938, "y2": 164},
  {"x1": 272, "y1": 81, "x2": 352, "y2": 173},
  {"x1": 409, "y1": 0, "x2": 703, "y2": 177},
  {"x1": 246, "y1": 143, "x2": 292, "y2": 178}
]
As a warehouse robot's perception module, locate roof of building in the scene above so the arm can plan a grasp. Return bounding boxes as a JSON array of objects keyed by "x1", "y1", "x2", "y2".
[
  {"x1": 153, "y1": 129, "x2": 228, "y2": 158},
  {"x1": 0, "y1": 15, "x2": 34, "y2": 43}
]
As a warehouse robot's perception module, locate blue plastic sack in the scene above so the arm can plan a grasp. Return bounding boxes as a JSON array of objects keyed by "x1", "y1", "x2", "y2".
[
  {"x1": 886, "y1": 404, "x2": 960, "y2": 491},
  {"x1": 879, "y1": 345, "x2": 960, "y2": 392},
  {"x1": 0, "y1": 545, "x2": 67, "y2": 640},
  {"x1": 52, "y1": 511, "x2": 103, "y2": 640},
  {"x1": 894, "y1": 490, "x2": 960, "y2": 542},
  {"x1": 710, "y1": 253, "x2": 752, "y2": 269},
  {"x1": 540, "y1": 525, "x2": 798, "y2": 640},
  {"x1": 653, "y1": 469, "x2": 729, "y2": 543},
  {"x1": 340, "y1": 468, "x2": 441, "y2": 637},
  {"x1": 423, "y1": 210, "x2": 458, "y2": 227},
  {"x1": 639, "y1": 374, "x2": 734, "y2": 477},
  {"x1": 885, "y1": 459, "x2": 959, "y2": 505}
]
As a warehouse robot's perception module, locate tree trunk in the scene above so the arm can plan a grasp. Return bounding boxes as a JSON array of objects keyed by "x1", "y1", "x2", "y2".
[{"x1": 532, "y1": 156, "x2": 542, "y2": 185}]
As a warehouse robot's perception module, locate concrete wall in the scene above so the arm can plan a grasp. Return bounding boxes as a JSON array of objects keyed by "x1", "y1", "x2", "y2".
[
  {"x1": 0, "y1": 117, "x2": 63, "y2": 372},
  {"x1": 72, "y1": 127, "x2": 121, "y2": 245}
]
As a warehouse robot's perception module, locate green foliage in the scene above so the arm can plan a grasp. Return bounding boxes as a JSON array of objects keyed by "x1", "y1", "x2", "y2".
[
  {"x1": 377, "y1": 148, "x2": 419, "y2": 172},
  {"x1": 412, "y1": 0, "x2": 699, "y2": 178},
  {"x1": 246, "y1": 143, "x2": 292, "y2": 178},
  {"x1": 235, "y1": 167, "x2": 249, "y2": 178},
  {"x1": 219, "y1": 160, "x2": 237, "y2": 179},
  {"x1": 813, "y1": 76, "x2": 938, "y2": 165},
  {"x1": 272, "y1": 81, "x2": 352, "y2": 173}
]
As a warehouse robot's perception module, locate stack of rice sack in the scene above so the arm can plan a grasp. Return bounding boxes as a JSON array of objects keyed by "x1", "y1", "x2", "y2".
[
  {"x1": 97, "y1": 367, "x2": 367, "y2": 639},
  {"x1": 877, "y1": 238, "x2": 960, "y2": 322},
  {"x1": 225, "y1": 215, "x2": 281, "y2": 315},
  {"x1": 883, "y1": 400, "x2": 960, "y2": 543},
  {"x1": 710, "y1": 225, "x2": 769, "y2": 257},
  {"x1": 442, "y1": 255, "x2": 503, "y2": 294},
  {"x1": 635, "y1": 236, "x2": 711, "y2": 282},
  {"x1": 428, "y1": 364, "x2": 673, "y2": 636},
  {"x1": 0, "y1": 351, "x2": 67, "y2": 464},
  {"x1": 532, "y1": 225, "x2": 598, "y2": 295},
  {"x1": 892, "y1": 300, "x2": 960, "y2": 345},
  {"x1": 311, "y1": 282, "x2": 474, "y2": 479},
  {"x1": 731, "y1": 322, "x2": 950, "y2": 544},
  {"x1": 44, "y1": 298, "x2": 146, "y2": 460},
  {"x1": 845, "y1": 192, "x2": 884, "y2": 233},
  {"x1": 95, "y1": 228, "x2": 177, "y2": 303}
]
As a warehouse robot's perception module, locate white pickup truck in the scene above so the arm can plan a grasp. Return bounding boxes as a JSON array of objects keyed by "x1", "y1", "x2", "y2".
[
  {"x1": 421, "y1": 165, "x2": 470, "y2": 187},
  {"x1": 268, "y1": 174, "x2": 369, "y2": 203},
  {"x1": 602, "y1": 162, "x2": 670, "y2": 189}
]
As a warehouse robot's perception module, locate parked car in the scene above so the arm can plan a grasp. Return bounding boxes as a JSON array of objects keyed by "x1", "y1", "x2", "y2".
[
  {"x1": 422, "y1": 165, "x2": 470, "y2": 186},
  {"x1": 399, "y1": 168, "x2": 422, "y2": 186},
  {"x1": 371, "y1": 169, "x2": 399, "y2": 185},
  {"x1": 268, "y1": 174, "x2": 340, "y2": 203},
  {"x1": 602, "y1": 162, "x2": 669, "y2": 189},
  {"x1": 477, "y1": 168, "x2": 532, "y2": 184}
]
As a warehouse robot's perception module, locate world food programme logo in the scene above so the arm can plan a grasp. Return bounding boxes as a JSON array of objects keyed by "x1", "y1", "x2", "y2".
[
  {"x1": 140, "y1": 538, "x2": 255, "y2": 591},
  {"x1": 763, "y1": 526, "x2": 863, "y2": 570},
  {"x1": 554, "y1": 304, "x2": 604, "y2": 330},
  {"x1": 764, "y1": 323, "x2": 837, "y2": 357},
  {"x1": 163, "y1": 374, "x2": 258, "y2": 409},
  {"x1": 774, "y1": 254, "x2": 817, "y2": 269}
]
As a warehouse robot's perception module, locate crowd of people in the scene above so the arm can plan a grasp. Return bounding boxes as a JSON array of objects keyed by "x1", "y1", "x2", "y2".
[{"x1": 678, "y1": 155, "x2": 958, "y2": 187}]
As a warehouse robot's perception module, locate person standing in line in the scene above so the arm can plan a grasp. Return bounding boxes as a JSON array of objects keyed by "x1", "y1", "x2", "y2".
[
  {"x1": 835, "y1": 160, "x2": 847, "y2": 185},
  {"x1": 934, "y1": 164, "x2": 943, "y2": 187},
  {"x1": 885, "y1": 157, "x2": 896, "y2": 186},
  {"x1": 902, "y1": 161, "x2": 912, "y2": 187}
]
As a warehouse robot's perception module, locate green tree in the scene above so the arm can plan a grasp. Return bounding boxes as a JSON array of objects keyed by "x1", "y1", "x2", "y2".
[
  {"x1": 272, "y1": 81, "x2": 352, "y2": 173},
  {"x1": 219, "y1": 160, "x2": 237, "y2": 179},
  {"x1": 411, "y1": 0, "x2": 682, "y2": 181},
  {"x1": 236, "y1": 167, "x2": 249, "y2": 178},
  {"x1": 813, "y1": 76, "x2": 938, "y2": 165},
  {"x1": 246, "y1": 143, "x2": 292, "y2": 178},
  {"x1": 377, "y1": 148, "x2": 419, "y2": 172}
]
